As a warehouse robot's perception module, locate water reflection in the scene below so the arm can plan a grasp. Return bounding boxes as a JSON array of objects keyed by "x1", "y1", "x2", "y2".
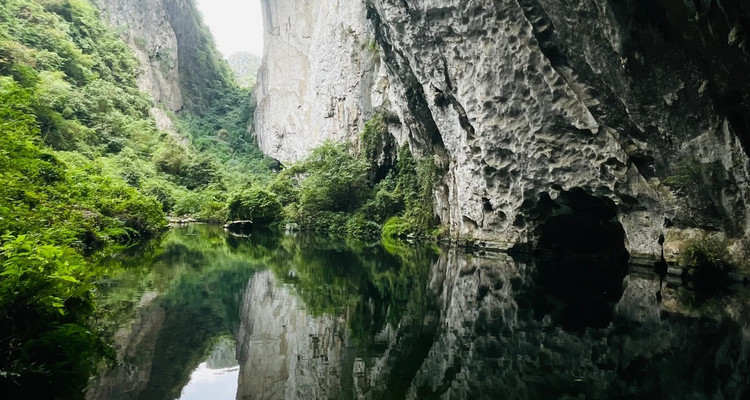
[
  {"x1": 179, "y1": 338, "x2": 239, "y2": 400},
  {"x1": 87, "y1": 225, "x2": 750, "y2": 400}
]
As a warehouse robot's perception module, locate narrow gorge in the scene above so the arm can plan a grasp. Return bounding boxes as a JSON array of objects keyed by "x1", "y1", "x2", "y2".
[{"x1": 2, "y1": 0, "x2": 750, "y2": 399}]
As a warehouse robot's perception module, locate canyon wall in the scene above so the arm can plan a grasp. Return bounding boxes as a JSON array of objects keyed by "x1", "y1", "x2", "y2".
[
  {"x1": 254, "y1": 0, "x2": 750, "y2": 256},
  {"x1": 253, "y1": 0, "x2": 392, "y2": 161},
  {"x1": 96, "y1": 0, "x2": 233, "y2": 114}
]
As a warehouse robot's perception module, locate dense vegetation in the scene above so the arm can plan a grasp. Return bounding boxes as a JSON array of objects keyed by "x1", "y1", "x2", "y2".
[
  {"x1": 0, "y1": 0, "x2": 437, "y2": 396},
  {"x1": 0, "y1": 0, "x2": 271, "y2": 396},
  {"x1": 227, "y1": 51, "x2": 262, "y2": 89},
  {"x1": 266, "y1": 114, "x2": 439, "y2": 240}
]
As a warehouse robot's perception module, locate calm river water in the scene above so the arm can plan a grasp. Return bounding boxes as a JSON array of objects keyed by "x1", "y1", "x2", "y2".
[{"x1": 84, "y1": 224, "x2": 750, "y2": 400}]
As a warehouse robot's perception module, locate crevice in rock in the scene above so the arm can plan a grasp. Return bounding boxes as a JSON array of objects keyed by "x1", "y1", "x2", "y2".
[{"x1": 365, "y1": 2, "x2": 446, "y2": 157}]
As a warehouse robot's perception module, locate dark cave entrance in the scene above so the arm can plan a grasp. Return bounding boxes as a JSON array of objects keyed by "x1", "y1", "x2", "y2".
[
  {"x1": 523, "y1": 188, "x2": 630, "y2": 330},
  {"x1": 534, "y1": 188, "x2": 628, "y2": 260}
]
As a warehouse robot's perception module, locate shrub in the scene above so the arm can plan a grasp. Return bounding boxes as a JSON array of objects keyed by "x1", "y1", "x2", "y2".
[
  {"x1": 297, "y1": 210, "x2": 350, "y2": 235},
  {"x1": 297, "y1": 142, "x2": 370, "y2": 213},
  {"x1": 382, "y1": 216, "x2": 412, "y2": 239},
  {"x1": 360, "y1": 113, "x2": 386, "y2": 162},
  {"x1": 680, "y1": 234, "x2": 732, "y2": 292},
  {"x1": 227, "y1": 187, "x2": 283, "y2": 225},
  {"x1": 197, "y1": 202, "x2": 228, "y2": 223},
  {"x1": 268, "y1": 171, "x2": 299, "y2": 205},
  {"x1": 679, "y1": 234, "x2": 731, "y2": 271},
  {"x1": 346, "y1": 216, "x2": 382, "y2": 240}
]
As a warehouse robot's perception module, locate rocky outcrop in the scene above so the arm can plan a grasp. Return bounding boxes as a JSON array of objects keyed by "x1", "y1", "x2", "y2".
[
  {"x1": 255, "y1": 0, "x2": 750, "y2": 257},
  {"x1": 253, "y1": 0, "x2": 390, "y2": 161},
  {"x1": 95, "y1": 0, "x2": 183, "y2": 111},
  {"x1": 96, "y1": 0, "x2": 233, "y2": 114}
]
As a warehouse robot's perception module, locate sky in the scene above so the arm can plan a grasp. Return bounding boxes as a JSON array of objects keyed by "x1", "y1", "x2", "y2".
[{"x1": 195, "y1": 0, "x2": 264, "y2": 58}]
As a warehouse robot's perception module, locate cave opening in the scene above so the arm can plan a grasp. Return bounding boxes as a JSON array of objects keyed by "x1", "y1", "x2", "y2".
[
  {"x1": 523, "y1": 188, "x2": 630, "y2": 330},
  {"x1": 534, "y1": 188, "x2": 628, "y2": 260}
]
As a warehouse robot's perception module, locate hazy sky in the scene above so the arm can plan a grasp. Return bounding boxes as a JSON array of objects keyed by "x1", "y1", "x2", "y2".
[{"x1": 195, "y1": 0, "x2": 264, "y2": 58}]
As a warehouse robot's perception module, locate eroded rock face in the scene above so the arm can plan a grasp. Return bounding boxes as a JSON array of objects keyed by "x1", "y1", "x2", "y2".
[
  {"x1": 253, "y1": 0, "x2": 390, "y2": 161},
  {"x1": 95, "y1": 0, "x2": 183, "y2": 111},
  {"x1": 255, "y1": 0, "x2": 750, "y2": 256}
]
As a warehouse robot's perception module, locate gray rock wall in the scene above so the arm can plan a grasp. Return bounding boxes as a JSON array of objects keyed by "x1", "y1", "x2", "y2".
[
  {"x1": 254, "y1": 0, "x2": 390, "y2": 161},
  {"x1": 95, "y1": 0, "x2": 183, "y2": 111},
  {"x1": 255, "y1": 0, "x2": 750, "y2": 256}
]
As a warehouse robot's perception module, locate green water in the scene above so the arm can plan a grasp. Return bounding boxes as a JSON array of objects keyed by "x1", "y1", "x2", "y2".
[{"x1": 84, "y1": 224, "x2": 750, "y2": 400}]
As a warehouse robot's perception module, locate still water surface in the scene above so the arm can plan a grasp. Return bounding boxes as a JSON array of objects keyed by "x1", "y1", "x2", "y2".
[{"x1": 85, "y1": 224, "x2": 750, "y2": 400}]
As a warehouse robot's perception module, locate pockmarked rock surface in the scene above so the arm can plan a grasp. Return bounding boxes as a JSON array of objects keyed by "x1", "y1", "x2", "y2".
[{"x1": 255, "y1": 0, "x2": 750, "y2": 256}]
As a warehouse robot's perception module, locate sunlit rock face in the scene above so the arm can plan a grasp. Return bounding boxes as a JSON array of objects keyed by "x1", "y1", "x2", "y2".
[
  {"x1": 95, "y1": 0, "x2": 183, "y2": 111},
  {"x1": 96, "y1": 0, "x2": 232, "y2": 114},
  {"x1": 253, "y1": 0, "x2": 391, "y2": 162},
  {"x1": 236, "y1": 271, "x2": 350, "y2": 400},
  {"x1": 255, "y1": 0, "x2": 750, "y2": 255}
]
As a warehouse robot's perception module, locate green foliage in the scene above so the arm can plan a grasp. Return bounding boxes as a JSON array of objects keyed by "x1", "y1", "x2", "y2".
[
  {"x1": 0, "y1": 234, "x2": 112, "y2": 398},
  {"x1": 272, "y1": 142, "x2": 371, "y2": 233},
  {"x1": 0, "y1": 0, "x2": 272, "y2": 394},
  {"x1": 270, "y1": 128, "x2": 438, "y2": 240},
  {"x1": 679, "y1": 234, "x2": 733, "y2": 294},
  {"x1": 382, "y1": 216, "x2": 412, "y2": 239},
  {"x1": 264, "y1": 232, "x2": 440, "y2": 348},
  {"x1": 297, "y1": 142, "x2": 371, "y2": 213},
  {"x1": 346, "y1": 215, "x2": 382, "y2": 240},
  {"x1": 679, "y1": 234, "x2": 731, "y2": 271},
  {"x1": 227, "y1": 51, "x2": 261, "y2": 89},
  {"x1": 360, "y1": 113, "x2": 386, "y2": 162},
  {"x1": 227, "y1": 187, "x2": 282, "y2": 224},
  {"x1": 153, "y1": 144, "x2": 217, "y2": 190},
  {"x1": 377, "y1": 146, "x2": 437, "y2": 239},
  {"x1": 664, "y1": 157, "x2": 703, "y2": 188}
]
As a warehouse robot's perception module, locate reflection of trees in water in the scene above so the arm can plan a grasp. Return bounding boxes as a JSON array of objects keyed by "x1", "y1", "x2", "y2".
[
  {"x1": 88, "y1": 225, "x2": 750, "y2": 400},
  {"x1": 88, "y1": 224, "x2": 263, "y2": 400},
  {"x1": 265, "y1": 233, "x2": 440, "y2": 350},
  {"x1": 89, "y1": 225, "x2": 441, "y2": 400}
]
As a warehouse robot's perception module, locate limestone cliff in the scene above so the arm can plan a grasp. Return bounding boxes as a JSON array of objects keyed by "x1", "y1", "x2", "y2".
[
  {"x1": 96, "y1": 0, "x2": 233, "y2": 114},
  {"x1": 254, "y1": 0, "x2": 390, "y2": 161},
  {"x1": 255, "y1": 0, "x2": 750, "y2": 257}
]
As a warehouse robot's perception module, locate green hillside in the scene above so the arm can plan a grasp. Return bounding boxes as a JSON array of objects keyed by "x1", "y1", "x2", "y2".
[
  {"x1": 227, "y1": 51, "x2": 262, "y2": 88},
  {"x1": 0, "y1": 0, "x2": 272, "y2": 396}
]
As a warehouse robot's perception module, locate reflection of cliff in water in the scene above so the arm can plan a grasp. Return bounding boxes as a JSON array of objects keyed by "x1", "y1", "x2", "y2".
[
  {"x1": 237, "y1": 248, "x2": 750, "y2": 400},
  {"x1": 85, "y1": 225, "x2": 750, "y2": 400},
  {"x1": 86, "y1": 225, "x2": 260, "y2": 400}
]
